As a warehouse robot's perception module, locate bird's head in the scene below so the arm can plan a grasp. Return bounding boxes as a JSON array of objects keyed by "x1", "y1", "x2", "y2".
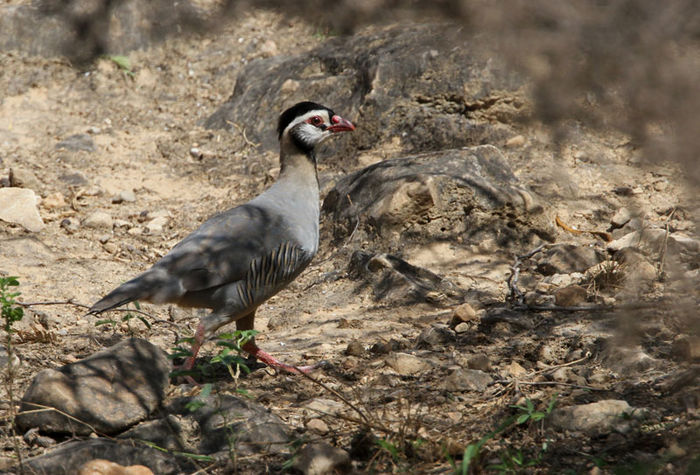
[{"x1": 277, "y1": 101, "x2": 355, "y2": 153}]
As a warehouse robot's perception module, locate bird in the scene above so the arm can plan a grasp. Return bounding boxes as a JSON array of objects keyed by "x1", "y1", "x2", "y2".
[{"x1": 89, "y1": 101, "x2": 355, "y2": 374}]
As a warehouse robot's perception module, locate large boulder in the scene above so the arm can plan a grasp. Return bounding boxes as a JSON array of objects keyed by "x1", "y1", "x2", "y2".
[
  {"x1": 322, "y1": 145, "x2": 553, "y2": 250},
  {"x1": 167, "y1": 394, "x2": 292, "y2": 456},
  {"x1": 0, "y1": 1, "x2": 204, "y2": 62},
  {"x1": 16, "y1": 338, "x2": 170, "y2": 435},
  {"x1": 205, "y1": 24, "x2": 525, "y2": 161},
  {"x1": 19, "y1": 439, "x2": 186, "y2": 475}
]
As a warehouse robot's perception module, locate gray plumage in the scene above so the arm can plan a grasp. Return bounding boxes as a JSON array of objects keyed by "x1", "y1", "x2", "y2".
[
  {"x1": 89, "y1": 101, "x2": 354, "y2": 372},
  {"x1": 90, "y1": 171, "x2": 319, "y2": 321}
]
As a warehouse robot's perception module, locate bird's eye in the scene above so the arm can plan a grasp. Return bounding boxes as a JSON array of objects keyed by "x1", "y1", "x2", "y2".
[{"x1": 308, "y1": 116, "x2": 323, "y2": 126}]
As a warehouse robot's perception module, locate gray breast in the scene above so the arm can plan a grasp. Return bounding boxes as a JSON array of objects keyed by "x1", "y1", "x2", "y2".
[{"x1": 236, "y1": 240, "x2": 313, "y2": 310}]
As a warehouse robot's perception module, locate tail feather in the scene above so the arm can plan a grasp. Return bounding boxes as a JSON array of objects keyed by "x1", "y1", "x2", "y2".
[
  {"x1": 88, "y1": 274, "x2": 151, "y2": 314},
  {"x1": 89, "y1": 268, "x2": 181, "y2": 314},
  {"x1": 89, "y1": 279, "x2": 147, "y2": 314}
]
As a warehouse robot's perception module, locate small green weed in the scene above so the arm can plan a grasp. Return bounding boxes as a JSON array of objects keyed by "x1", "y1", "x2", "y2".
[
  {"x1": 95, "y1": 301, "x2": 150, "y2": 335},
  {"x1": 1, "y1": 276, "x2": 24, "y2": 333},
  {"x1": 211, "y1": 329, "x2": 258, "y2": 380},
  {"x1": 169, "y1": 329, "x2": 257, "y2": 384},
  {"x1": 511, "y1": 393, "x2": 558, "y2": 425},
  {"x1": 451, "y1": 394, "x2": 558, "y2": 474},
  {"x1": 1, "y1": 275, "x2": 25, "y2": 470},
  {"x1": 107, "y1": 55, "x2": 135, "y2": 78}
]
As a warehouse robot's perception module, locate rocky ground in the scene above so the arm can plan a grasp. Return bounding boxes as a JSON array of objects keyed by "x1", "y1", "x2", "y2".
[{"x1": 0, "y1": 3, "x2": 698, "y2": 474}]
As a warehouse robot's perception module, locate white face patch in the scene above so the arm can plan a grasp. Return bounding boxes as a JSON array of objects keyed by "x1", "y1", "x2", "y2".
[{"x1": 283, "y1": 110, "x2": 333, "y2": 147}]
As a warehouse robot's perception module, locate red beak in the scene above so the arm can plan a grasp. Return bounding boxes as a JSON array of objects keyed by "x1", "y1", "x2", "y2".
[{"x1": 327, "y1": 115, "x2": 356, "y2": 133}]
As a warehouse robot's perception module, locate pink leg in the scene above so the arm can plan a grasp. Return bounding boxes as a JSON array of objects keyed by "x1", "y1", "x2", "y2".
[
  {"x1": 180, "y1": 323, "x2": 206, "y2": 371},
  {"x1": 236, "y1": 312, "x2": 323, "y2": 374},
  {"x1": 241, "y1": 341, "x2": 324, "y2": 374}
]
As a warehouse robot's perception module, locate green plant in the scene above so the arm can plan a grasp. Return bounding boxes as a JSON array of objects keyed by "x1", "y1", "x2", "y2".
[
  {"x1": 107, "y1": 55, "x2": 135, "y2": 78},
  {"x1": 211, "y1": 329, "x2": 257, "y2": 383},
  {"x1": 490, "y1": 442, "x2": 550, "y2": 473},
  {"x1": 169, "y1": 329, "x2": 257, "y2": 385},
  {"x1": 1, "y1": 276, "x2": 25, "y2": 472},
  {"x1": 451, "y1": 394, "x2": 558, "y2": 474},
  {"x1": 511, "y1": 393, "x2": 558, "y2": 426},
  {"x1": 185, "y1": 383, "x2": 213, "y2": 412},
  {"x1": 377, "y1": 438, "x2": 400, "y2": 462},
  {"x1": 1, "y1": 276, "x2": 24, "y2": 333},
  {"x1": 95, "y1": 301, "x2": 151, "y2": 336}
]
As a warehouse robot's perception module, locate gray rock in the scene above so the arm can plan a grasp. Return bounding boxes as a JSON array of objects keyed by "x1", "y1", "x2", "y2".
[
  {"x1": 385, "y1": 352, "x2": 430, "y2": 375},
  {"x1": 417, "y1": 324, "x2": 455, "y2": 348},
  {"x1": 0, "y1": 187, "x2": 45, "y2": 231},
  {"x1": 454, "y1": 322, "x2": 470, "y2": 334},
  {"x1": 554, "y1": 285, "x2": 588, "y2": 306},
  {"x1": 620, "y1": 259, "x2": 657, "y2": 286},
  {"x1": 19, "y1": 438, "x2": 186, "y2": 475},
  {"x1": 112, "y1": 190, "x2": 136, "y2": 203},
  {"x1": 607, "y1": 228, "x2": 668, "y2": 254},
  {"x1": 451, "y1": 303, "x2": 478, "y2": 325},
  {"x1": 59, "y1": 172, "x2": 89, "y2": 186},
  {"x1": 9, "y1": 167, "x2": 42, "y2": 191},
  {"x1": 610, "y1": 207, "x2": 632, "y2": 228},
  {"x1": 23, "y1": 427, "x2": 56, "y2": 448},
  {"x1": 0, "y1": 4, "x2": 71, "y2": 58},
  {"x1": 610, "y1": 248, "x2": 658, "y2": 293},
  {"x1": 167, "y1": 394, "x2": 291, "y2": 456},
  {"x1": 536, "y1": 244, "x2": 604, "y2": 275},
  {"x1": 0, "y1": 1, "x2": 210, "y2": 62},
  {"x1": 77, "y1": 459, "x2": 154, "y2": 475},
  {"x1": 302, "y1": 398, "x2": 346, "y2": 416},
  {"x1": 671, "y1": 335, "x2": 700, "y2": 361},
  {"x1": 324, "y1": 146, "x2": 551, "y2": 249},
  {"x1": 603, "y1": 345, "x2": 658, "y2": 374},
  {"x1": 466, "y1": 354, "x2": 492, "y2": 372},
  {"x1": 294, "y1": 442, "x2": 351, "y2": 475},
  {"x1": 83, "y1": 211, "x2": 113, "y2": 229},
  {"x1": 306, "y1": 418, "x2": 330, "y2": 435},
  {"x1": 502, "y1": 361, "x2": 528, "y2": 378},
  {"x1": 348, "y1": 251, "x2": 463, "y2": 305},
  {"x1": 16, "y1": 338, "x2": 170, "y2": 435},
  {"x1": 0, "y1": 344, "x2": 21, "y2": 370},
  {"x1": 118, "y1": 415, "x2": 189, "y2": 452},
  {"x1": 207, "y1": 25, "x2": 524, "y2": 157},
  {"x1": 345, "y1": 340, "x2": 366, "y2": 357},
  {"x1": 60, "y1": 217, "x2": 80, "y2": 233},
  {"x1": 443, "y1": 368, "x2": 493, "y2": 392},
  {"x1": 145, "y1": 216, "x2": 169, "y2": 234},
  {"x1": 549, "y1": 400, "x2": 643, "y2": 436},
  {"x1": 56, "y1": 133, "x2": 96, "y2": 152},
  {"x1": 670, "y1": 233, "x2": 700, "y2": 254}
]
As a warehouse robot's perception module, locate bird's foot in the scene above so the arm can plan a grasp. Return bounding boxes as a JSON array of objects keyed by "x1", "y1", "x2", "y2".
[
  {"x1": 242, "y1": 342, "x2": 326, "y2": 374},
  {"x1": 171, "y1": 357, "x2": 201, "y2": 386}
]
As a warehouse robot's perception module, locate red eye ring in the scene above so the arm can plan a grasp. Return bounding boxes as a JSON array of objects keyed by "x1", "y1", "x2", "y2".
[{"x1": 307, "y1": 116, "x2": 323, "y2": 126}]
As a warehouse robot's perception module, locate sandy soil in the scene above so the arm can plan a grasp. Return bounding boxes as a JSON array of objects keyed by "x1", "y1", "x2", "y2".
[{"x1": 0, "y1": 7, "x2": 698, "y2": 474}]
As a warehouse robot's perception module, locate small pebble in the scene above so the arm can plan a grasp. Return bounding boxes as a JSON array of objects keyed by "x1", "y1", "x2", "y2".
[
  {"x1": 467, "y1": 354, "x2": 492, "y2": 372},
  {"x1": 42, "y1": 192, "x2": 67, "y2": 209},
  {"x1": 83, "y1": 211, "x2": 113, "y2": 229},
  {"x1": 345, "y1": 340, "x2": 365, "y2": 357},
  {"x1": 505, "y1": 135, "x2": 525, "y2": 148},
  {"x1": 60, "y1": 218, "x2": 80, "y2": 233},
  {"x1": 111, "y1": 190, "x2": 136, "y2": 203},
  {"x1": 451, "y1": 303, "x2": 477, "y2": 326},
  {"x1": 189, "y1": 147, "x2": 202, "y2": 159},
  {"x1": 611, "y1": 207, "x2": 632, "y2": 228},
  {"x1": 554, "y1": 285, "x2": 588, "y2": 306},
  {"x1": 306, "y1": 418, "x2": 329, "y2": 434},
  {"x1": 103, "y1": 242, "x2": 118, "y2": 254}
]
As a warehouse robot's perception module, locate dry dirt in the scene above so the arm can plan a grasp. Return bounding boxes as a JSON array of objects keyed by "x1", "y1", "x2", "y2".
[{"x1": 0, "y1": 7, "x2": 698, "y2": 475}]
